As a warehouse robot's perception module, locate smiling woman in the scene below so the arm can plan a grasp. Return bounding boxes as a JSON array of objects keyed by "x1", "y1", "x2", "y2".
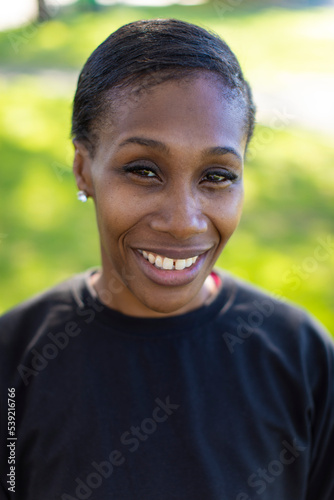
[{"x1": 0, "y1": 18, "x2": 333, "y2": 500}]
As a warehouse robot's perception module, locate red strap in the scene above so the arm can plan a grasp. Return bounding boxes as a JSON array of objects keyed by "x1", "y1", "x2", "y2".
[{"x1": 210, "y1": 271, "x2": 222, "y2": 288}]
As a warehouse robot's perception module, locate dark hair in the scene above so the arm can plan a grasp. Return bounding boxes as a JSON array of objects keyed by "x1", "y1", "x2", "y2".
[{"x1": 72, "y1": 18, "x2": 256, "y2": 156}]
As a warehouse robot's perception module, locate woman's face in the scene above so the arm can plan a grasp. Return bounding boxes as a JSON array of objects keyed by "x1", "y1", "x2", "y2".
[{"x1": 73, "y1": 74, "x2": 247, "y2": 316}]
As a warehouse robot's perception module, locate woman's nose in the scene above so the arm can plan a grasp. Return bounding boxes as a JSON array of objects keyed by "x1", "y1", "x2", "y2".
[{"x1": 149, "y1": 185, "x2": 208, "y2": 240}]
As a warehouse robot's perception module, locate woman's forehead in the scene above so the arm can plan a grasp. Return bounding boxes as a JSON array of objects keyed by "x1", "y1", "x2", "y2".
[
  {"x1": 95, "y1": 75, "x2": 247, "y2": 159},
  {"x1": 100, "y1": 74, "x2": 246, "y2": 136}
]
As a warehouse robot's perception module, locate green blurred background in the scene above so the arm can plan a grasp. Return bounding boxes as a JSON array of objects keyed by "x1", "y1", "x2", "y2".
[{"x1": 0, "y1": 0, "x2": 333, "y2": 334}]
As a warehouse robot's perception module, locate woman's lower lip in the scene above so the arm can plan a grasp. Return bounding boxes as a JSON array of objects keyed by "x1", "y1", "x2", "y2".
[{"x1": 132, "y1": 249, "x2": 209, "y2": 287}]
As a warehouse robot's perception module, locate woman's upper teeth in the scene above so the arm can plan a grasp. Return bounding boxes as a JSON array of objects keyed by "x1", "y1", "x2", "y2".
[{"x1": 138, "y1": 250, "x2": 198, "y2": 270}]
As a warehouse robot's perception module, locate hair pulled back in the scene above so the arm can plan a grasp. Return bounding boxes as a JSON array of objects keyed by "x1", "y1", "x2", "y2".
[{"x1": 72, "y1": 18, "x2": 256, "y2": 155}]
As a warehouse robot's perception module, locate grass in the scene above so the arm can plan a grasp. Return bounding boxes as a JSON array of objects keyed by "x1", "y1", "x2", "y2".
[{"x1": 0, "y1": 3, "x2": 333, "y2": 334}]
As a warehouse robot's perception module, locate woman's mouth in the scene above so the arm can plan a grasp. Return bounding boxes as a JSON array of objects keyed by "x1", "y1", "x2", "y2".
[
  {"x1": 138, "y1": 249, "x2": 198, "y2": 271},
  {"x1": 133, "y1": 248, "x2": 210, "y2": 287}
]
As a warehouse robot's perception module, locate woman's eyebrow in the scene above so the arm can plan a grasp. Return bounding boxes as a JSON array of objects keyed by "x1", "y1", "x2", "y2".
[
  {"x1": 118, "y1": 137, "x2": 242, "y2": 162},
  {"x1": 118, "y1": 137, "x2": 169, "y2": 153},
  {"x1": 202, "y1": 146, "x2": 242, "y2": 162}
]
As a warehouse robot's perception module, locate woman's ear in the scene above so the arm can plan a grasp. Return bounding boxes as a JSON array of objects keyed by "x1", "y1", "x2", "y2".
[{"x1": 72, "y1": 139, "x2": 95, "y2": 198}]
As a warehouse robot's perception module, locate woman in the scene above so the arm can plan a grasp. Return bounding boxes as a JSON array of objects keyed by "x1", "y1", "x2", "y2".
[{"x1": 0, "y1": 19, "x2": 333, "y2": 500}]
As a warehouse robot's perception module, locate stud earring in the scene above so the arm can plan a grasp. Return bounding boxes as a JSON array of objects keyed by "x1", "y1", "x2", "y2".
[{"x1": 77, "y1": 190, "x2": 88, "y2": 202}]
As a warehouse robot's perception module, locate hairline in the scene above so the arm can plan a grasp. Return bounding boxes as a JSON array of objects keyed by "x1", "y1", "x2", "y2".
[{"x1": 76, "y1": 68, "x2": 250, "y2": 158}]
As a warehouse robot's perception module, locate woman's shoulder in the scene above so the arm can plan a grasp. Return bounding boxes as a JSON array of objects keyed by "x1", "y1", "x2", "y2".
[
  {"x1": 215, "y1": 267, "x2": 333, "y2": 355},
  {"x1": 0, "y1": 269, "x2": 93, "y2": 342}
]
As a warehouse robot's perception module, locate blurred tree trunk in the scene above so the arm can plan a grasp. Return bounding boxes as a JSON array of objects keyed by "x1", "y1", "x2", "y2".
[{"x1": 37, "y1": 0, "x2": 50, "y2": 22}]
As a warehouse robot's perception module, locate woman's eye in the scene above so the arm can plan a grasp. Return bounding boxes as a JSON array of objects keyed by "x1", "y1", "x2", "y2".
[
  {"x1": 136, "y1": 169, "x2": 156, "y2": 177},
  {"x1": 206, "y1": 173, "x2": 226, "y2": 183},
  {"x1": 125, "y1": 166, "x2": 157, "y2": 178},
  {"x1": 203, "y1": 170, "x2": 237, "y2": 184}
]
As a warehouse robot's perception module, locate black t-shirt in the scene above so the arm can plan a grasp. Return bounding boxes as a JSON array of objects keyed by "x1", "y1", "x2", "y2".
[{"x1": 0, "y1": 267, "x2": 333, "y2": 500}]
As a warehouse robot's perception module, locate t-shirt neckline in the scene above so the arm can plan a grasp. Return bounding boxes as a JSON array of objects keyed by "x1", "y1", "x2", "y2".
[{"x1": 72, "y1": 267, "x2": 236, "y2": 338}]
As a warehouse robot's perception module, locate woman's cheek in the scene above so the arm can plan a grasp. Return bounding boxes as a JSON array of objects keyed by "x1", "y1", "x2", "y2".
[{"x1": 213, "y1": 187, "x2": 244, "y2": 222}]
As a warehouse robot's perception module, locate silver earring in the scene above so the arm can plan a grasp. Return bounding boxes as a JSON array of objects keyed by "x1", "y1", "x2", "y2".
[{"x1": 77, "y1": 190, "x2": 88, "y2": 202}]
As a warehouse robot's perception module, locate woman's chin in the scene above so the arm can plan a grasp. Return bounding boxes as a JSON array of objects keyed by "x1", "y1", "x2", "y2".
[
  {"x1": 127, "y1": 281, "x2": 209, "y2": 318},
  {"x1": 142, "y1": 298, "x2": 191, "y2": 316}
]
